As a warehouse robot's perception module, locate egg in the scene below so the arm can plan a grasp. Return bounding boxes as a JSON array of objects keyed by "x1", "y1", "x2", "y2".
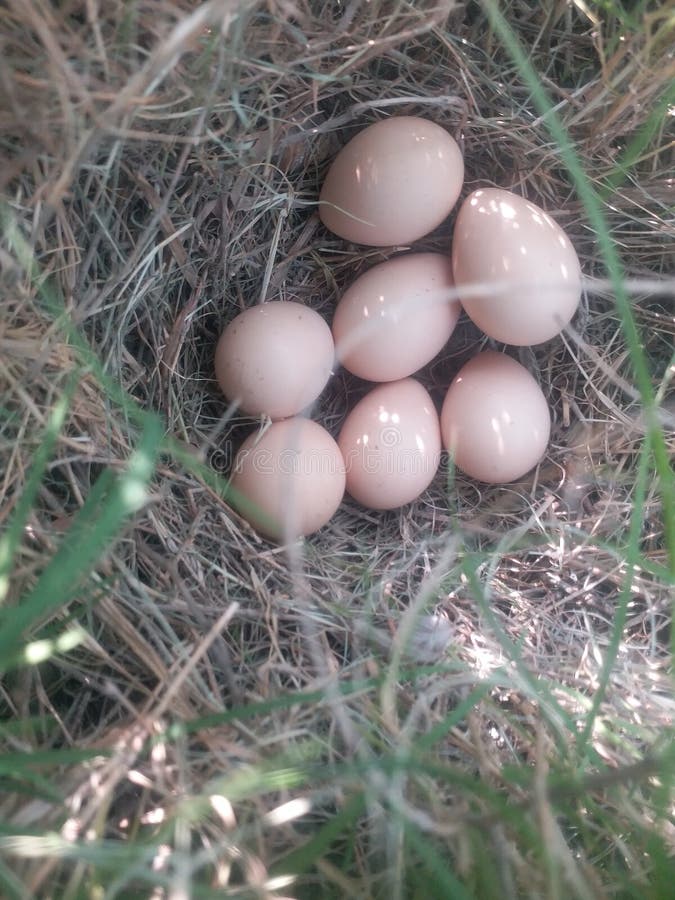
[
  {"x1": 452, "y1": 188, "x2": 581, "y2": 345},
  {"x1": 215, "y1": 301, "x2": 334, "y2": 419},
  {"x1": 231, "y1": 418, "x2": 345, "y2": 540},
  {"x1": 332, "y1": 253, "x2": 461, "y2": 382},
  {"x1": 338, "y1": 378, "x2": 441, "y2": 510},
  {"x1": 319, "y1": 116, "x2": 464, "y2": 246},
  {"x1": 440, "y1": 351, "x2": 551, "y2": 483}
]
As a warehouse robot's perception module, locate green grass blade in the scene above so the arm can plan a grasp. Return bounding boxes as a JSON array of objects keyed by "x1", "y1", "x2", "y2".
[
  {"x1": 404, "y1": 823, "x2": 473, "y2": 900},
  {"x1": 271, "y1": 791, "x2": 367, "y2": 876},
  {"x1": 0, "y1": 834, "x2": 155, "y2": 867},
  {"x1": 0, "y1": 373, "x2": 77, "y2": 605},
  {"x1": 165, "y1": 664, "x2": 469, "y2": 739},
  {"x1": 0, "y1": 857, "x2": 30, "y2": 900},
  {"x1": 415, "y1": 685, "x2": 490, "y2": 751},
  {"x1": 1, "y1": 202, "x2": 239, "y2": 515},
  {"x1": 0, "y1": 415, "x2": 162, "y2": 662},
  {"x1": 482, "y1": 0, "x2": 675, "y2": 572},
  {"x1": 462, "y1": 559, "x2": 576, "y2": 743},
  {"x1": 0, "y1": 716, "x2": 55, "y2": 739},
  {"x1": 577, "y1": 434, "x2": 651, "y2": 759},
  {"x1": 0, "y1": 748, "x2": 110, "y2": 769},
  {"x1": 0, "y1": 773, "x2": 63, "y2": 803},
  {"x1": 601, "y1": 78, "x2": 675, "y2": 196}
]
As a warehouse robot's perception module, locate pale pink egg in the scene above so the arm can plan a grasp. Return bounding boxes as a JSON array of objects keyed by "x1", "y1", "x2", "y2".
[
  {"x1": 320, "y1": 117, "x2": 464, "y2": 246},
  {"x1": 332, "y1": 253, "x2": 461, "y2": 382},
  {"x1": 452, "y1": 188, "x2": 581, "y2": 345},
  {"x1": 231, "y1": 418, "x2": 345, "y2": 540},
  {"x1": 338, "y1": 378, "x2": 441, "y2": 510},
  {"x1": 440, "y1": 351, "x2": 551, "y2": 483},
  {"x1": 215, "y1": 301, "x2": 334, "y2": 420}
]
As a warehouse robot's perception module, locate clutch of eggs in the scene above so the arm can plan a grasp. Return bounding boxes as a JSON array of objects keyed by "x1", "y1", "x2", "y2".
[{"x1": 211, "y1": 116, "x2": 585, "y2": 540}]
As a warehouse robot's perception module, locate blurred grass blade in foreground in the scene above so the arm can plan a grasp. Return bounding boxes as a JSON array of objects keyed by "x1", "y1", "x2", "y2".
[{"x1": 0, "y1": 415, "x2": 162, "y2": 666}]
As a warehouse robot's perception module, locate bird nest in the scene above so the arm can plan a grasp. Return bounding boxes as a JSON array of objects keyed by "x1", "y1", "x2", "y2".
[{"x1": 1, "y1": 1, "x2": 673, "y2": 896}]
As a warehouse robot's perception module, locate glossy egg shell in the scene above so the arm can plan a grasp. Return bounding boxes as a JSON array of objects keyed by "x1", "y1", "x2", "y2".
[
  {"x1": 440, "y1": 351, "x2": 551, "y2": 483},
  {"x1": 452, "y1": 188, "x2": 581, "y2": 345},
  {"x1": 338, "y1": 378, "x2": 441, "y2": 510},
  {"x1": 332, "y1": 253, "x2": 461, "y2": 382},
  {"x1": 231, "y1": 418, "x2": 346, "y2": 540},
  {"x1": 215, "y1": 301, "x2": 334, "y2": 420},
  {"x1": 319, "y1": 116, "x2": 464, "y2": 247}
]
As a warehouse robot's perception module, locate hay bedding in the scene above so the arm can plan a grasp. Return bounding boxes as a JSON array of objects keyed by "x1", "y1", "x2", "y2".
[{"x1": 1, "y1": 0, "x2": 674, "y2": 895}]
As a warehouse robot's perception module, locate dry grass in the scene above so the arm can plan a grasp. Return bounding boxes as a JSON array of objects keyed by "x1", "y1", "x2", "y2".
[{"x1": 1, "y1": 1, "x2": 674, "y2": 897}]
